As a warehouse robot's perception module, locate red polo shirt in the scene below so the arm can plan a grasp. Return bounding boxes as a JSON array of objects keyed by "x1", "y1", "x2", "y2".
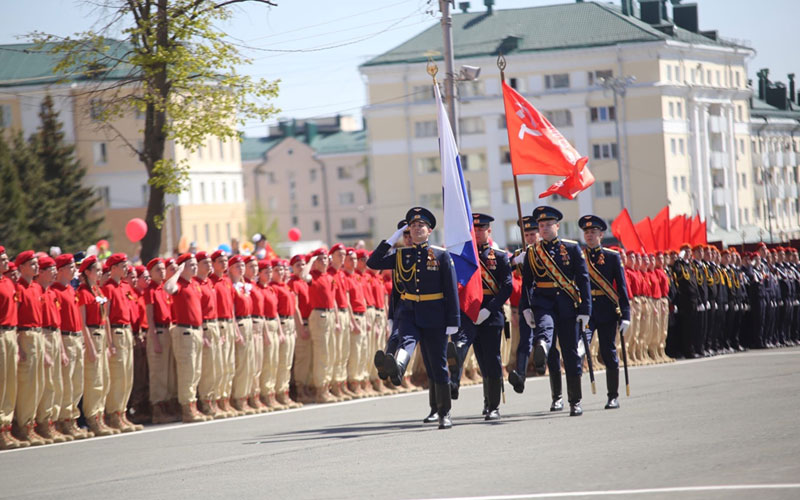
[
  {"x1": 210, "y1": 273, "x2": 235, "y2": 320},
  {"x1": 0, "y1": 275, "x2": 18, "y2": 327},
  {"x1": 655, "y1": 268, "x2": 670, "y2": 297},
  {"x1": 51, "y1": 282, "x2": 82, "y2": 332},
  {"x1": 646, "y1": 270, "x2": 662, "y2": 299},
  {"x1": 194, "y1": 276, "x2": 218, "y2": 321},
  {"x1": 172, "y1": 277, "x2": 203, "y2": 327},
  {"x1": 41, "y1": 286, "x2": 61, "y2": 329},
  {"x1": 327, "y1": 267, "x2": 349, "y2": 309},
  {"x1": 368, "y1": 271, "x2": 386, "y2": 309},
  {"x1": 355, "y1": 270, "x2": 376, "y2": 307},
  {"x1": 624, "y1": 268, "x2": 639, "y2": 299},
  {"x1": 17, "y1": 278, "x2": 43, "y2": 329},
  {"x1": 258, "y1": 282, "x2": 279, "y2": 319},
  {"x1": 308, "y1": 270, "x2": 335, "y2": 309},
  {"x1": 248, "y1": 278, "x2": 265, "y2": 318},
  {"x1": 78, "y1": 284, "x2": 106, "y2": 327},
  {"x1": 271, "y1": 281, "x2": 295, "y2": 317},
  {"x1": 231, "y1": 280, "x2": 253, "y2": 318},
  {"x1": 144, "y1": 281, "x2": 173, "y2": 326},
  {"x1": 122, "y1": 282, "x2": 141, "y2": 331},
  {"x1": 287, "y1": 275, "x2": 311, "y2": 319},
  {"x1": 343, "y1": 271, "x2": 366, "y2": 313},
  {"x1": 102, "y1": 278, "x2": 132, "y2": 326}
]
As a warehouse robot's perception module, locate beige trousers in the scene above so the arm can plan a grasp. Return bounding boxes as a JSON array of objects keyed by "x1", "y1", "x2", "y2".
[
  {"x1": 82, "y1": 327, "x2": 110, "y2": 419},
  {"x1": 260, "y1": 318, "x2": 280, "y2": 395},
  {"x1": 36, "y1": 329, "x2": 64, "y2": 424},
  {"x1": 276, "y1": 318, "x2": 296, "y2": 393},
  {"x1": 106, "y1": 326, "x2": 134, "y2": 413},
  {"x1": 508, "y1": 307, "x2": 520, "y2": 369},
  {"x1": 333, "y1": 310, "x2": 350, "y2": 384},
  {"x1": 361, "y1": 308, "x2": 375, "y2": 381},
  {"x1": 14, "y1": 329, "x2": 45, "y2": 427},
  {"x1": 232, "y1": 317, "x2": 254, "y2": 399},
  {"x1": 308, "y1": 309, "x2": 334, "y2": 388},
  {"x1": 217, "y1": 319, "x2": 236, "y2": 399},
  {"x1": 59, "y1": 334, "x2": 84, "y2": 420},
  {"x1": 293, "y1": 320, "x2": 312, "y2": 387},
  {"x1": 146, "y1": 325, "x2": 176, "y2": 404},
  {"x1": 171, "y1": 325, "x2": 203, "y2": 405},
  {"x1": 198, "y1": 321, "x2": 222, "y2": 401},
  {"x1": 370, "y1": 309, "x2": 386, "y2": 381},
  {"x1": 251, "y1": 318, "x2": 265, "y2": 397},
  {"x1": 347, "y1": 314, "x2": 366, "y2": 382},
  {"x1": 0, "y1": 328, "x2": 18, "y2": 426}
]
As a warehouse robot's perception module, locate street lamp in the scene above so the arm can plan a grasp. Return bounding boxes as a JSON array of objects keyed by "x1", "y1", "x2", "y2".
[{"x1": 599, "y1": 75, "x2": 636, "y2": 211}]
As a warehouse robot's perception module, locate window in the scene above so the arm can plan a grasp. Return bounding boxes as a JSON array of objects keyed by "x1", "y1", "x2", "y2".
[
  {"x1": 89, "y1": 99, "x2": 104, "y2": 121},
  {"x1": 414, "y1": 120, "x2": 437, "y2": 138},
  {"x1": 461, "y1": 153, "x2": 486, "y2": 172},
  {"x1": 458, "y1": 80, "x2": 484, "y2": 98},
  {"x1": 503, "y1": 180, "x2": 534, "y2": 204},
  {"x1": 200, "y1": 181, "x2": 206, "y2": 202},
  {"x1": 594, "y1": 181, "x2": 620, "y2": 198},
  {"x1": 669, "y1": 102, "x2": 675, "y2": 119},
  {"x1": 309, "y1": 169, "x2": 317, "y2": 182},
  {"x1": 671, "y1": 138, "x2": 677, "y2": 155},
  {"x1": 744, "y1": 207, "x2": 749, "y2": 223},
  {"x1": 676, "y1": 66, "x2": 681, "y2": 82},
  {"x1": 545, "y1": 109, "x2": 572, "y2": 127},
  {"x1": 311, "y1": 194, "x2": 319, "y2": 207},
  {"x1": 459, "y1": 117, "x2": 484, "y2": 134},
  {"x1": 497, "y1": 115, "x2": 507, "y2": 129},
  {"x1": 0, "y1": 104, "x2": 11, "y2": 127},
  {"x1": 666, "y1": 65, "x2": 672, "y2": 82},
  {"x1": 264, "y1": 171, "x2": 276, "y2": 184},
  {"x1": 412, "y1": 84, "x2": 440, "y2": 102},
  {"x1": 707, "y1": 70, "x2": 712, "y2": 85},
  {"x1": 222, "y1": 182, "x2": 227, "y2": 202},
  {"x1": 341, "y1": 218, "x2": 356, "y2": 230},
  {"x1": 98, "y1": 186, "x2": 110, "y2": 207},
  {"x1": 716, "y1": 71, "x2": 721, "y2": 87},
  {"x1": 741, "y1": 173, "x2": 747, "y2": 188},
  {"x1": 590, "y1": 106, "x2": 615, "y2": 122},
  {"x1": 737, "y1": 105, "x2": 743, "y2": 122},
  {"x1": 417, "y1": 157, "x2": 440, "y2": 174},
  {"x1": 93, "y1": 142, "x2": 108, "y2": 165},
  {"x1": 735, "y1": 71, "x2": 741, "y2": 88},
  {"x1": 545, "y1": 73, "x2": 570, "y2": 89},
  {"x1": 677, "y1": 102, "x2": 682, "y2": 118},
  {"x1": 204, "y1": 224, "x2": 210, "y2": 245},
  {"x1": 419, "y1": 192, "x2": 443, "y2": 209},
  {"x1": 313, "y1": 220, "x2": 321, "y2": 232},
  {"x1": 681, "y1": 176, "x2": 687, "y2": 191},
  {"x1": 672, "y1": 176, "x2": 679, "y2": 192},
  {"x1": 588, "y1": 69, "x2": 612, "y2": 86},
  {"x1": 500, "y1": 147, "x2": 511, "y2": 164},
  {"x1": 509, "y1": 77, "x2": 519, "y2": 90},
  {"x1": 592, "y1": 143, "x2": 618, "y2": 160},
  {"x1": 219, "y1": 139, "x2": 225, "y2": 160},
  {"x1": 339, "y1": 192, "x2": 355, "y2": 205},
  {"x1": 291, "y1": 216, "x2": 298, "y2": 226},
  {"x1": 210, "y1": 181, "x2": 216, "y2": 202},
  {"x1": 470, "y1": 189, "x2": 489, "y2": 208},
  {"x1": 337, "y1": 166, "x2": 351, "y2": 179},
  {"x1": 679, "y1": 138, "x2": 685, "y2": 154}
]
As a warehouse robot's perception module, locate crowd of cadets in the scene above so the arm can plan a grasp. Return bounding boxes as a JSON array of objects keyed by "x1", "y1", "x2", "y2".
[{"x1": 1, "y1": 231, "x2": 799, "y2": 447}]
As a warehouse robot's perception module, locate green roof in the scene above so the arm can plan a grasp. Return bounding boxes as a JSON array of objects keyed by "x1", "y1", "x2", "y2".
[
  {"x1": 0, "y1": 41, "x2": 135, "y2": 87},
  {"x1": 362, "y1": 1, "x2": 748, "y2": 67},
  {"x1": 240, "y1": 136, "x2": 284, "y2": 162},
  {"x1": 750, "y1": 97, "x2": 800, "y2": 120},
  {"x1": 314, "y1": 130, "x2": 367, "y2": 155}
]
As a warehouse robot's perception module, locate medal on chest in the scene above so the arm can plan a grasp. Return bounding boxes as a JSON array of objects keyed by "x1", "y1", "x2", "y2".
[
  {"x1": 559, "y1": 244, "x2": 570, "y2": 266},
  {"x1": 597, "y1": 252, "x2": 605, "y2": 266},
  {"x1": 426, "y1": 248, "x2": 439, "y2": 271},
  {"x1": 486, "y1": 249, "x2": 497, "y2": 270}
]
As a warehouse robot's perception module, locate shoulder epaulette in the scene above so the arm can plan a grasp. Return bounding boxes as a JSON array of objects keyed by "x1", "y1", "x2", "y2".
[
  {"x1": 561, "y1": 239, "x2": 578, "y2": 244},
  {"x1": 430, "y1": 245, "x2": 446, "y2": 251},
  {"x1": 602, "y1": 247, "x2": 619, "y2": 255}
]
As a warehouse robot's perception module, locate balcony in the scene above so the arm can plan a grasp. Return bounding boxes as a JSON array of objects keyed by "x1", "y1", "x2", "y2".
[
  {"x1": 752, "y1": 152, "x2": 763, "y2": 168},
  {"x1": 708, "y1": 115, "x2": 725, "y2": 134},
  {"x1": 769, "y1": 151, "x2": 784, "y2": 167},
  {"x1": 712, "y1": 187, "x2": 726, "y2": 206},
  {"x1": 710, "y1": 151, "x2": 728, "y2": 170},
  {"x1": 774, "y1": 183, "x2": 786, "y2": 199},
  {"x1": 786, "y1": 151, "x2": 797, "y2": 166},
  {"x1": 754, "y1": 185, "x2": 766, "y2": 200},
  {"x1": 788, "y1": 183, "x2": 798, "y2": 198}
]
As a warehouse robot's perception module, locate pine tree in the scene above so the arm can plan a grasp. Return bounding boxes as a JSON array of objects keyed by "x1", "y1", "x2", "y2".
[
  {"x1": 32, "y1": 94, "x2": 103, "y2": 250},
  {"x1": 0, "y1": 132, "x2": 32, "y2": 252},
  {"x1": 11, "y1": 129, "x2": 58, "y2": 247}
]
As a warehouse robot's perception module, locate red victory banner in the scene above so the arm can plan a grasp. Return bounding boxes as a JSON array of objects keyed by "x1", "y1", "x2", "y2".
[{"x1": 611, "y1": 208, "x2": 645, "y2": 253}]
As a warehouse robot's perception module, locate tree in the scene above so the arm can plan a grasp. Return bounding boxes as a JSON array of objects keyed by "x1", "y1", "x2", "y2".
[
  {"x1": 33, "y1": 0, "x2": 280, "y2": 262},
  {"x1": 11, "y1": 130, "x2": 59, "y2": 246},
  {"x1": 0, "y1": 133, "x2": 32, "y2": 253},
  {"x1": 32, "y1": 94, "x2": 104, "y2": 250}
]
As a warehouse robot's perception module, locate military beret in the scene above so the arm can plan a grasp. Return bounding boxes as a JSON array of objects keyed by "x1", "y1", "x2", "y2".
[
  {"x1": 472, "y1": 213, "x2": 494, "y2": 226},
  {"x1": 721, "y1": 249, "x2": 730, "y2": 256},
  {"x1": 38, "y1": 256, "x2": 56, "y2": 269},
  {"x1": 163, "y1": 258, "x2": 175, "y2": 267},
  {"x1": 770, "y1": 248, "x2": 778, "y2": 254},
  {"x1": 519, "y1": 216, "x2": 537, "y2": 231},
  {"x1": 258, "y1": 259, "x2": 272, "y2": 271},
  {"x1": 532, "y1": 205, "x2": 562, "y2": 222},
  {"x1": 329, "y1": 243, "x2": 346, "y2": 255},
  {"x1": 655, "y1": 251, "x2": 664, "y2": 257},
  {"x1": 406, "y1": 206, "x2": 436, "y2": 229},
  {"x1": 346, "y1": 247, "x2": 356, "y2": 255},
  {"x1": 195, "y1": 251, "x2": 210, "y2": 262},
  {"x1": 210, "y1": 250, "x2": 226, "y2": 261},
  {"x1": 146, "y1": 258, "x2": 162, "y2": 271},
  {"x1": 308, "y1": 248, "x2": 328, "y2": 259},
  {"x1": 626, "y1": 249, "x2": 638, "y2": 256},
  {"x1": 0, "y1": 246, "x2": 5, "y2": 255},
  {"x1": 757, "y1": 242, "x2": 767, "y2": 249},
  {"x1": 289, "y1": 254, "x2": 306, "y2": 266},
  {"x1": 270, "y1": 258, "x2": 282, "y2": 267},
  {"x1": 692, "y1": 244, "x2": 704, "y2": 252},
  {"x1": 356, "y1": 249, "x2": 369, "y2": 259},
  {"x1": 176, "y1": 253, "x2": 194, "y2": 266},
  {"x1": 679, "y1": 243, "x2": 692, "y2": 251},
  {"x1": 397, "y1": 219, "x2": 409, "y2": 230},
  {"x1": 228, "y1": 255, "x2": 244, "y2": 266},
  {"x1": 14, "y1": 251, "x2": 36, "y2": 267},
  {"x1": 243, "y1": 255, "x2": 257, "y2": 264},
  {"x1": 55, "y1": 254, "x2": 74, "y2": 269},
  {"x1": 578, "y1": 214, "x2": 607, "y2": 231},
  {"x1": 281, "y1": 259, "x2": 291, "y2": 267},
  {"x1": 79, "y1": 255, "x2": 98, "y2": 273},
  {"x1": 5, "y1": 262, "x2": 16, "y2": 273},
  {"x1": 106, "y1": 253, "x2": 128, "y2": 267}
]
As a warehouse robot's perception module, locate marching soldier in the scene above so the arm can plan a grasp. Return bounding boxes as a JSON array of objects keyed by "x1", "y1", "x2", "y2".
[
  {"x1": 513, "y1": 207, "x2": 591, "y2": 416},
  {"x1": 448, "y1": 213, "x2": 512, "y2": 420},
  {"x1": 579, "y1": 215, "x2": 630, "y2": 409},
  {"x1": 367, "y1": 207, "x2": 460, "y2": 429}
]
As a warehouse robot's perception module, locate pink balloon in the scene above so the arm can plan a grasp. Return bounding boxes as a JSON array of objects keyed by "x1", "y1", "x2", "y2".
[
  {"x1": 126, "y1": 218, "x2": 147, "y2": 242},
  {"x1": 288, "y1": 227, "x2": 301, "y2": 242}
]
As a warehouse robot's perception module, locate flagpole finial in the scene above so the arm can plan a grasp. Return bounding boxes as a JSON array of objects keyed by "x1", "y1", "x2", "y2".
[
  {"x1": 426, "y1": 57, "x2": 439, "y2": 83},
  {"x1": 496, "y1": 52, "x2": 506, "y2": 80}
]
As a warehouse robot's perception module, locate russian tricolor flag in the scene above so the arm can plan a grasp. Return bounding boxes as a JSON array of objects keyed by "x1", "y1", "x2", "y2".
[{"x1": 434, "y1": 84, "x2": 483, "y2": 323}]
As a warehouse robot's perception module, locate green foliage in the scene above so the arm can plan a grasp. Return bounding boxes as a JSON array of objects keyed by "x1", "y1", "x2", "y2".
[
  {"x1": 0, "y1": 133, "x2": 32, "y2": 253},
  {"x1": 247, "y1": 201, "x2": 282, "y2": 245}
]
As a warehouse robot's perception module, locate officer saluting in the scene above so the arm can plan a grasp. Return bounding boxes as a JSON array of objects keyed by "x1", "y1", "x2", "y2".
[
  {"x1": 515, "y1": 206, "x2": 591, "y2": 416},
  {"x1": 367, "y1": 207, "x2": 460, "y2": 429},
  {"x1": 448, "y1": 213, "x2": 512, "y2": 421},
  {"x1": 579, "y1": 215, "x2": 630, "y2": 409}
]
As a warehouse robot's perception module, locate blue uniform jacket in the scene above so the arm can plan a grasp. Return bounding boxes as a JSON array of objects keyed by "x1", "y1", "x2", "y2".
[
  {"x1": 367, "y1": 240, "x2": 460, "y2": 330},
  {"x1": 584, "y1": 246, "x2": 630, "y2": 323},
  {"x1": 521, "y1": 238, "x2": 591, "y2": 316},
  {"x1": 475, "y1": 243, "x2": 512, "y2": 327}
]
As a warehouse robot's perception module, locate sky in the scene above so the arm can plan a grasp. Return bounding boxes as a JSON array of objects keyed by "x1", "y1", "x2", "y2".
[{"x1": 2, "y1": 0, "x2": 797, "y2": 137}]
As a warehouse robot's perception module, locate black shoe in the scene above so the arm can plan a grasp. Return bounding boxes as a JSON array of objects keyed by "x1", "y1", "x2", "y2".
[
  {"x1": 423, "y1": 410, "x2": 438, "y2": 423},
  {"x1": 485, "y1": 409, "x2": 500, "y2": 421},
  {"x1": 550, "y1": 397, "x2": 564, "y2": 412},
  {"x1": 566, "y1": 375, "x2": 583, "y2": 416},
  {"x1": 438, "y1": 412, "x2": 452, "y2": 429},
  {"x1": 605, "y1": 397, "x2": 619, "y2": 410},
  {"x1": 549, "y1": 372, "x2": 562, "y2": 411},
  {"x1": 605, "y1": 369, "x2": 619, "y2": 409},
  {"x1": 374, "y1": 350, "x2": 387, "y2": 380},
  {"x1": 533, "y1": 340, "x2": 547, "y2": 376},
  {"x1": 484, "y1": 378, "x2": 501, "y2": 420},
  {"x1": 435, "y1": 383, "x2": 453, "y2": 430},
  {"x1": 508, "y1": 370, "x2": 525, "y2": 394},
  {"x1": 385, "y1": 349, "x2": 411, "y2": 386},
  {"x1": 570, "y1": 403, "x2": 583, "y2": 416},
  {"x1": 450, "y1": 381, "x2": 459, "y2": 400}
]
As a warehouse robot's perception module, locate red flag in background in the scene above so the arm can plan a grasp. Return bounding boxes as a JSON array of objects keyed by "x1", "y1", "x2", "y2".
[
  {"x1": 652, "y1": 206, "x2": 670, "y2": 252},
  {"x1": 635, "y1": 217, "x2": 657, "y2": 254},
  {"x1": 263, "y1": 242, "x2": 278, "y2": 261},
  {"x1": 692, "y1": 219, "x2": 708, "y2": 246},
  {"x1": 688, "y1": 215, "x2": 701, "y2": 245},
  {"x1": 611, "y1": 208, "x2": 645, "y2": 252},
  {"x1": 502, "y1": 81, "x2": 593, "y2": 199},
  {"x1": 669, "y1": 215, "x2": 685, "y2": 251},
  {"x1": 683, "y1": 215, "x2": 692, "y2": 244}
]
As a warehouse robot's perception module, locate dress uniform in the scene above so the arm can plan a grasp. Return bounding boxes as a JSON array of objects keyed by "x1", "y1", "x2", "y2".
[
  {"x1": 691, "y1": 246, "x2": 709, "y2": 356},
  {"x1": 516, "y1": 207, "x2": 591, "y2": 416},
  {"x1": 672, "y1": 244, "x2": 700, "y2": 358},
  {"x1": 448, "y1": 213, "x2": 512, "y2": 421},
  {"x1": 367, "y1": 207, "x2": 460, "y2": 429},
  {"x1": 578, "y1": 215, "x2": 630, "y2": 409}
]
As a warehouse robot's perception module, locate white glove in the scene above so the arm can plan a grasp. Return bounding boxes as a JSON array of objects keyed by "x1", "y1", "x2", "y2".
[
  {"x1": 475, "y1": 308, "x2": 490, "y2": 325},
  {"x1": 513, "y1": 252, "x2": 527, "y2": 266},
  {"x1": 705, "y1": 301, "x2": 711, "y2": 309},
  {"x1": 724, "y1": 304, "x2": 729, "y2": 311},
  {"x1": 576, "y1": 314, "x2": 590, "y2": 328},
  {"x1": 697, "y1": 303, "x2": 705, "y2": 312},
  {"x1": 445, "y1": 326, "x2": 459, "y2": 336},
  {"x1": 577, "y1": 339, "x2": 586, "y2": 359},
  {"x1": 387, "y1": 225, "x2": 408, "y2": 245},
  {"x1": 387, "y1": 319, "x2": 393, "y2": 332},
  {"x1": 673, "y1": 306, "x2": 678, "y2": 314},
  {"x1": 619, "y1": 319, "x2": 631, "y2": 335},
  {"x1": 522, "y1": 309, "x2": 535, "y2": 328}
]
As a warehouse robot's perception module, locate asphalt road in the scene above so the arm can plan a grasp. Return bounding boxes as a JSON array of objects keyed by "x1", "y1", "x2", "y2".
[{"x1": 2, "y1": 347, "x2": 800, "y2": 500}]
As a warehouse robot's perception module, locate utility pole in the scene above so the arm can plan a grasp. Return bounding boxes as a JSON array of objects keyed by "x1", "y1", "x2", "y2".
[
  {"x1": 600, "y1": 75, "x2": 636, "y2": 211},
  {"x1": 439, "y1": 0, "x2": 459, "y2": 142}
]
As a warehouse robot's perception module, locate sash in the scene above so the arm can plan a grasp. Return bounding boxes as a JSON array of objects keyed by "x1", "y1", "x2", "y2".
[
  {"x1": 583, "y1": 248, "x2": 620, "y2": 316},
  {"x1": 480, "y1": 259, "x2": 499, "y2": 296},
  {"x1": 532, "y1": 242, "x2": 581, "y2": 305}
]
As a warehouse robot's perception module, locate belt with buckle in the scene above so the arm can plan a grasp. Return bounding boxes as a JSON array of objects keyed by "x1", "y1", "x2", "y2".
[
  {"x1": 155, "y1": 323, "x2": 170, "y2": 329},
  {"x1": 110, "y1": 323, "x2": 129, "y2": 329},
  {"x1": 313, "y1": 308, "x2": 334, "y2": 312},
  {"x1": 60, "y1": 330, "x2": 81, "y2": 337},
  {"x1": 175, "y1": 323, "x2": 200, "y2": 329},
  {"x1": 279, "y1": 315, "x2": 292, "y2": 320},
  {"x1": 43, "y1": 327, "x2": 59, "y2": 334},
  {"x1": 17, "y1": 326, "x2": 43, "y2": 333},
  {"x1": 218, "y1": 317, "x2": 234, "y2": 323},
  {"x1": 400, "y1": 292, "x2": 444, "y2": 302},
  {"x1": 352, "y1": 311, "x2": 365, "y2": 316},
  {"x1": 535, "y1": 282, "x2": 557, "y2": 289},
  {"x1": 0, "y1": 324, "x2": 16, "y2": 332}
]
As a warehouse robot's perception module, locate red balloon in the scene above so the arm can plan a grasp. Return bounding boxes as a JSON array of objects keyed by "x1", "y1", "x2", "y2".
[
  {"x1": 126, "y1": 218, "x2": 148, "y2": 243},
  {"x1": 288, "y1": 227, "x2": 301, "y2": 242}
]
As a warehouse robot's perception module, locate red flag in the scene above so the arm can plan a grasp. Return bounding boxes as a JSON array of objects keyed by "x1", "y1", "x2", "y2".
[
  {"x1": 669, "y1": 215, "x2": 685, "y2": 251},
  {"x1": 652, "y1": 206, "x2": 670, "y2": 252},
  {"x1": 502, "y1": 81, "x2": 593, "y2": 199},
  {"x1": 689, "y1": 215, "x2": 701, "y2": 245},
  {"x1": 611, "y1": 208, "x2": 645, "y2": 253},
  {"x1": 683, "y1": 215, "x2": 692, "y2": 244},
  {"x1": 635, "y1": 217, "x2": 657, "y2": 254},
  {"x1": 692, "y1": 219, "x2": 708, "y2": 246},
  {"x1": 264, "y1": 242, "x2": 278, "y2": 261}
]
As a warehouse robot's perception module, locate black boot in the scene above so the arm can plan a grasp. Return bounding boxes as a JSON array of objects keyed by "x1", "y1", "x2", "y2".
[
  {"x1": 508, "y1": 370, "x2": 525, "y2": 394},
  {"x1": 374, "y1": 350, "x2": 387, "y2": 380},
  {"x1": 549, "y1": 371, "x2": 563, "y2": 412},
  {"x1": 533, "y1": 340, "x2": 548, "y2": 375},
  {"x1": 604, "y1": 369, "x2": 620, "y2": 410},
  {"x1": 384, "y1": 348, "x2": 411, "y2": 386},
  {"x1": 447, "y1": 341, "x2": 467, "y2": 399},
  {"x1": 435, "y1": 383, "x2": 452, "y2": 429},
  {"x1": 485, "y1": 378, "x2": 502, "y2": 421},
  {"x1": 423, "y1": 382, "x2": 438, "y2": 423},
  {"x1": 567, "y1": 375, "x2": 583, "y2": 416},
  {"x1": 481, "y1": 378, "x2": 489, "y2": 415}
]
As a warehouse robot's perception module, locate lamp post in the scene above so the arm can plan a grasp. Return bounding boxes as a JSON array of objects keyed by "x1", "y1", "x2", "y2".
[{"x1": 599, "y1": 75, "x2": 636, "y2": 211}]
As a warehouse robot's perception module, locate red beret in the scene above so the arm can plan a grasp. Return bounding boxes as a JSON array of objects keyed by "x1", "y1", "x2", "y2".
[
  {"x1": 210, "y1": 250, "x2": 226, "y2": 261},
  {"x1": 55, "y1": 254, "x2": 74, "y2": 269},
  {"x1": 721, "y1": 249, "x2": 730, "y2": 256},
  {"x1": 176, "y1": 253, "x2": 194, "y2": 265},
  {"x1": 309, "y1": 248, "x2": 327, "y2": 258},
  {"x1": 258, "y1": 259, "x2": 271, "y2": 271},
  {"x1": 757, "y1": 242, "x2": 767, "y2": 248},
  {"x1": 680, "y1": 243, "x2": 691, "y2": 251},
  {"x1": 106, "y1": 253, "x2": 128, "y2": 267},
  {"x1": 346, "y1": 247, "x2": 356, "y2": 255},
  {"x1": 244, "y1": 255, "x2": 256, "y2": 264},
  {"x1": 134, "y1": 265, "x2": 146, "y2": 276},
  {"x1": 102, "y1": 262, "x2": 111, "y2": 273},
  {"x1": 625, "y1": 249, "x2": 637, "y2": 256},
  {"x1": 356, "y1": 249, "x2": 368, "y2": 259},
  {"x1": 5, "y1": 262, "x2": 16, "y2": 273},
  {"x1": 654, "y1": 251, "x2": 664, "y2": 257},
  {"x1": 146, "y1": 258, "x2": 162, "y2": 271},
  {"x1": 0, "y1": 246, "x2": 5, "y2": 254},
  {"x1": 79, "y1": 255, "x2": 98, "y2": 273},
  {"x1": 228, "y1": 255, "x2": 243, "y2": 266},
  {"x1": 281, "y1": 259, "x2": 290, "y2": 267},
  {"x1": 195, "y1": 251, "x2": 210, "y2": 262},
  {"x1": 289, "y1": 254, "x2": 306, "y2": 266},
  {"x1": 14, "y1": 251, "x2": 35, "y2": 267},
  {"x1": 163, "y1": 258, "x2": 175, "y2": 267},
  {"x1": 38, "y1": 256, "x2": 56, "y2": 269},
  {"x1": 329, "y1": 243, "x2": 346, "y2": 255},
  {"x1": 270, "y1": 258, "x2": 282, "y2": 267}
]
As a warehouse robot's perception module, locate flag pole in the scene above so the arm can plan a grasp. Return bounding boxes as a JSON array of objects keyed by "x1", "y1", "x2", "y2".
[{"x1": 497, "y1": 53, "x2": 526, "y2": 242}]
